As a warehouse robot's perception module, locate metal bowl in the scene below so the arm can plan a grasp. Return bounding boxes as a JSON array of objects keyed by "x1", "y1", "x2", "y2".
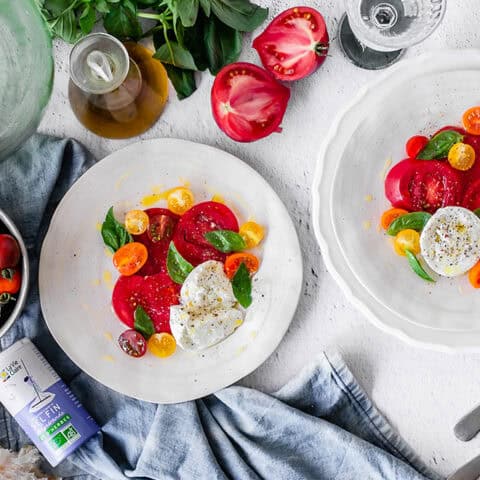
[{"x1": 0, "y1": 209, "x2": 29, "y2": 338}]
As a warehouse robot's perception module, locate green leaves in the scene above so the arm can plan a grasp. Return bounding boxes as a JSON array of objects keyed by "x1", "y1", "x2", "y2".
[
  {"x1": 387, "y1": 212, "x2": 432, "y2": 236},
  {"x1": 167, "y1": 242, "x2": 194, "y2": 284},
  {"x1": 176, "y1": 0, "x2": 199, "y2": 27},
  {"x1": 134, "y1": 306, "x2": 155, "y2": 339},
  {"x1": 101, "y1": 207, "x2": 132, "y2": 253},
  {"x1": 79, "y1": 4, "x2": 96, "y2": 34},
  {"x1": 154, "y1": 42, "x2": 198, "y2": 70},
  {"x1": 232, "y1": 263, "x2": 252, "y2": 307},
  {"x1": 104, "y1": 2, "x2": 142, "y2": 40},
  {"x1": 163, "y1": 65, "x2": 197, "y2": 99},
  {"x1": 417, "y1": 130, "x2": 464, "y2": 160},
  {"x1": 405, "y1": 250, "x2": 435, "y2": 283},
  {"x1": 210, "y1": 0, "x2": 267, "y2": 32},
  {"x1": 205, "y1": 230, "x2": 246, "y2": 253},
  {"x1": 204, "y1": 15, "x2": 241, "y2": 75}
]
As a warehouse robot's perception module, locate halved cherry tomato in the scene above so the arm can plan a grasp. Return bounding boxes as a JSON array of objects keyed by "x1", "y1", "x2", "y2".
[
  {"x1": 405, "y1": 135, "x2": 428, "y2": 159},
  {"x1": 252, "y1": 7, "x2": 329, "y2": 81},
  {"x1": 211, "y1": 62, "x2": 290, "y2": 142},
  {"x1": 112, "y1": 242, "x2": 148, "y2": 276},
  {"x1": 380, "y1": 208, "x2": 409, "y2": 230},
  {"x1": 239, "y1": 221, "x2": 265, "y2": 248},
  {"x1": 118, "y1": 329, "x2": 147, "y2": 357},
  {"x1": 448, "y1": 142, "x2": 475, "y2": 171},
  {"x1": 134, "y1": 208, "x2": 179, "y2": 276},
  {"x1": 0, "y1": 234, "x2": 20, "y2": 269},
  {"x1": 0, "y1": 268, "x2": 21, "y2": 294},
  {"x1": 469, "y1": 261, "x2": 480, "y2": 288},
  {"x1": 393, "y1": 229, "x2": 420, "y2": 256},
  {"x1": 125, "y1": 210, "x2": 149, "y2": 235},
  {"x1": 225, "y1": 253, "x2": 260, "y2": 279},
  {"x1": 385, "y1": 159, "x2": 463, "y2": 213},
  {"x1": 463, "y1": 107, "x2": 480, "y2": 135},
  {"x1": 167, "y1": 187, "x2": 194, "y2": 215},
  {"x1": 112, "y1": 273, "x2": 180, "y2": 333},
  {"x1": 173, "y1": 201, "x2": 239, "y2": 266},
  {"x1": 147, "y1": 332, "x2": 176, "y2": 358}
]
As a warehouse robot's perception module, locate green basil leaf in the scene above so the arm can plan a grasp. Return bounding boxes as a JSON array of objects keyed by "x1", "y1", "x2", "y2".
[
  {"x1": 204, "y1": 14, "x2": 242, "y2": 75},
  {"x1": 134, "y1": 305, "x2": 155, "y2": 339},
  {"x1": 405, "y1": 250, "x2": 435, "y2": 283},
  {"x1": 474, "y1": 208, "x2": 480, "y2": 218},
  {"x1": 154, "y1": 41, "x2": 198, "y2": 70},
  {"x1": 176, "y1": 0, "x2": 199, "y2": 27},
  {"x1": 101, "y1": 207, "x2": 133, "y2": 253},
  {"x1": 167, "y1": 242, "x2": 194, "y2": 284},
  {"x1": 210, "y1": 0, "x2": 268, "y2": 32},
  {"x1": 51, "y1": 8, "x2": 79, "y2": 43},
  {"x1": 163, "y1": 64, "x2": 197, "y2": 99},
  {"x1": 232, "y1": 262, "x2": 252, "y2": 308},
  {"x1": 417, "y1": 130, "x2": 464, "y2": 160},
  {"x1": 205, "y1": 230, "x2": 246, "y2": 253},
  {"x1": 104, "y1": 3, "x2": 142, "y2": 39},
  {"x1": 79, "y1": 4, "x2": 96, "y2": 34},
  {"x1": 95, "y1": 0, "x2": 111, "y2": 13},
  {"x1": 199, "y1": 0, "x2": 211, "y2": 16},
  {"x1": 387, "y1": 212, "x2": 432, "y2": 236},
  {"x1": 43, "y1": 0, "x2": 71, "y2": 16}
]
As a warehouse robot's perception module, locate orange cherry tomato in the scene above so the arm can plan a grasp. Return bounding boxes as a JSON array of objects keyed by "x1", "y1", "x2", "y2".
[
  {"x1": 463, "y1": 106, "x2": 480, "y2": 135},
  {"x1": 113, "y1": 242, "x2": 148, "y2": 276},
  {"x1": 380, "y1": 208, "x2": 409, "y2": 230},
  {"x1": 469, "y1": 261, "x2": 480, "y2": 288},
  {"x1": 167, "y1": 188, "x2": 194, "y2": 215},
  {"x1": 147, "y1": 333, "x2": 176, "y2": 358},
  {"x1": 448, "y1": 142, "x2": 475, "y2": 171},
  {"x1": 224, "y1": 253, "x2": 260, "y2": 279}
]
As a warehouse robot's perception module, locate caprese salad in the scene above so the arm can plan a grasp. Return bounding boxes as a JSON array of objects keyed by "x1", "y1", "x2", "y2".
[
  {"x1": 381, "y1": 106, "x2": 480, "y2": 287},
  {"x1": 100, "y1": 187, "x2": 265, "y2": 359}
]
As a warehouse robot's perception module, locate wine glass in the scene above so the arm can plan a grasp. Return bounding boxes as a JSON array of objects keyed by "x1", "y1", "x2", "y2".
[{"x1": 339, "y1": 0, "x2": 447, "y2": 70}]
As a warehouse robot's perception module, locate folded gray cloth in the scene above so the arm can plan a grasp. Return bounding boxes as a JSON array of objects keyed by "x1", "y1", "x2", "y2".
[{"x1": 0, "y1": 134, "x2": 441, "y2": 480}]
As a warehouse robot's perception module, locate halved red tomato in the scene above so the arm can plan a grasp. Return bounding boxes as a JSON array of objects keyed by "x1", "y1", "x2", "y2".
[
  {"x1": 385, "y1": 159, "x2": 463, "y2": 213},
  {"x1": 112, "y1": 273, "x2": 180, "y2": 333},
  {"x1": 405, "y1": 135, "x2": 428, "y2": 159},
  {"x1": 252, "y1": 7, "x2": 329, "y2": 81},
  {"x1": 211, "y1": 62, "x2": 290, "y2": 142},
  {"x1": 173, "y1": 201, "x2": 239, "y2": 266},
  {"x1": 462, "y1": 179, "x2": 480, "y2": 210},
  {"x1": 134, "y1": 208, "x2": 179, "y2": 276}
]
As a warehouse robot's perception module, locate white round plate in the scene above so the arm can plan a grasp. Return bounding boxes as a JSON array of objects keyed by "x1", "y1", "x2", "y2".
[
  {"x1": 313, "y1": 49, "x2": 480, "y2": 352},
  {"x1": 40, "y1": 139, "x2": 302, "y2": 402}
]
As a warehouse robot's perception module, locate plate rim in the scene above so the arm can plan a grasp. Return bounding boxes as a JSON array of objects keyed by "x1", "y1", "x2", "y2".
[
  {"x1": 39, "y1": 137, "x2": 303, "y2": 402},
  {"x1": 312, "y1": 48, "x2": 480, "y2": 353}
]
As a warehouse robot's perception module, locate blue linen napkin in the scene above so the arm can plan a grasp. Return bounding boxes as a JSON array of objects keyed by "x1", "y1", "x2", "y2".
[{"x1": 0, "y1": 134, "x2": 441, "y2": 480}]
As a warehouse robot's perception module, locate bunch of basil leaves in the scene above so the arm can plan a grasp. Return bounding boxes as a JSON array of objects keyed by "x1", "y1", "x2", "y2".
[{"x1": 37, "y1": 0, "x2": 268, "y2": 99}]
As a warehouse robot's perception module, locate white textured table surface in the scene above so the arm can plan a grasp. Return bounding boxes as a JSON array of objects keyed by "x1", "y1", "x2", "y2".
[{"x1": 39, "y1": 1, "x2": 480, "y2": 477}]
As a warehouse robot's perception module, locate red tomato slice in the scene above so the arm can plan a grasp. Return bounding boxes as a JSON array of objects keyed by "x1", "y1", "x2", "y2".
[
  {"x1": 112, "y1": 273, "x2": 180, "y2": 333},
  {"x1": 385, "y1": 159, "x2": 463, "y2": 213},
  {"x1": 252, "y1": 7, "x2": 329, "y2": 81},
  {"x1": 173, "y1": 201, "x2": 239, "y2": 266},
  {"x1": 211, "y1": 62, "x2": 290, "y2": 142},
  {"x1": 462, "y1": 179, "x2": 480, "y2": 210},
  {"x1": 133, "y1": 208, "x2": 179, "y2": 276}
]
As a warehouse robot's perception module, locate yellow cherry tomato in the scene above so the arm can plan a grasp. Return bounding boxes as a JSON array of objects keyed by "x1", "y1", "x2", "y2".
[
  {"x1": 448, "y1": 142, "x2": 475, "y2": 171},
  {"x1": 239, "y1": 221, "x2": 265, "y2": 249},
  {"x1": 125, "y1": 210, "x2": 149, "y2": 235},
  {"x1": 393, "y1": 229, "x2": 420, "y2": 256},
  {"x1": 147, "y1": 333, "x2": 176, "y2": 358},
  {"x1": 167, "y1": 188, "x2": 194, "y2": 215}
]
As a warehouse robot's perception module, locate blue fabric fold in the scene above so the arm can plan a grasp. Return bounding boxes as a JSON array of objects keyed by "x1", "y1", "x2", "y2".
[{"x1": 0, "y1": 135, "x2": 441, "y2": 480}]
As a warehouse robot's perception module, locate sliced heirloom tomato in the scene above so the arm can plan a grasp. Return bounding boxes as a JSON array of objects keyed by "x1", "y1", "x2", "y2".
[
  {"x1": 133, "y1": 208, "x2": 179, "y2": 276},
  {"x1": 252, "y1": 7, "x2": 329, "y2": 81},
  {"x1": 385, "y1": 159, "x2": 463, "y2": 214},
  {"x1": 112, "y1": 273, "x2": 180, "y2": 334},
  {"x1": 173, "y1": 201, "x2": 239, "y2": 266},
  {"x1": 211, "y1": 62, "x2": 290, "y2": 142}
]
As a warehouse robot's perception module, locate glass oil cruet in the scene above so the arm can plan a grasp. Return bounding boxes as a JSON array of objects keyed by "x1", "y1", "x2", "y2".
[{"x1": 68, "y1": 33, "x2": 168, "y2": 139}]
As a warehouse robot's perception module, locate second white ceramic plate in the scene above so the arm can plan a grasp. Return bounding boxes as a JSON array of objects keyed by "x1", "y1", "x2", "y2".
[
  {"x1": 40, "y1": 139, "x2": 302, "y2": 402},
  {"x1": 313, "y1": 49, "x2": 480, "y2": 352}
]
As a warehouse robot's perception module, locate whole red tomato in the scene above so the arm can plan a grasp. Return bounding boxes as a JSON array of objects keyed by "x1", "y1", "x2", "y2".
[
  {"x1": 253, "y1": 7, "x2": 329, "y2": 81},
  {"x1": 0, "y1": 234, "x2": 20, "y2": 269}
]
